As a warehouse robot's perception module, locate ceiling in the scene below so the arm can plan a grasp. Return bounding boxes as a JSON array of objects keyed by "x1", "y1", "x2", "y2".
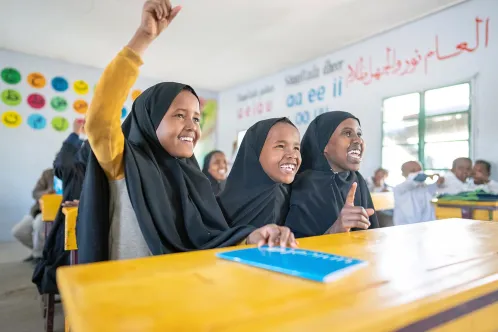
[{"x1": 0, "y1": 0, "x2": 466, "y2": 92}]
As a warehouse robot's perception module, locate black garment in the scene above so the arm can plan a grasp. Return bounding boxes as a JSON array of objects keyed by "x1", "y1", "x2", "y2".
[
  {"x1": 285, "y1": 111, "x2": 378, "y2": 238},
  {"x1": 218, "y1": 118, "x2": 293, "y2": 228},
  {"x1": 77, "y1": 83, "x2": 255, "y2": 264},
  {"x1": 202, "y1": 150, "x2": 226, "y2": 195},
  {"x1": 32, "y1": 140, "x2": 90, "y2": 294}
]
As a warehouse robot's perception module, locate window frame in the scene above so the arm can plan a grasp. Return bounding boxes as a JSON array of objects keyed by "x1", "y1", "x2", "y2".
[{"x1": 381, "y1": 82, "x2": 472, "y2": 173}]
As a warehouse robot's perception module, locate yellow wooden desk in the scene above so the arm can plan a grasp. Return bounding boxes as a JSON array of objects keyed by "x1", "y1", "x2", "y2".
[
  {"x1": 371, "y1": 192, "x2": 395, "y2": 211},
  {"x1": 433, "y1": 199, "x2": 498, "y2": 221},
  {"x1": 57, "y1": 219, "x2": 498, "y2": 332}
]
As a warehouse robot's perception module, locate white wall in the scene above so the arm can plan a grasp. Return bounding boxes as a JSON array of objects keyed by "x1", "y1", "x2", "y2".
[
  {"x1": 218, "y1": 0, "x2": 498, "y2": 182},
  {"x1": 0, "y1": 50, "x2": 217, "y2": 241}
]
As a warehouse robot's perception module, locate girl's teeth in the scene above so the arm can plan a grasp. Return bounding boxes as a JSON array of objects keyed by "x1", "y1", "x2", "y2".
[{"x1": 280, "y1": 164, "x2": 295, "y2": 170}]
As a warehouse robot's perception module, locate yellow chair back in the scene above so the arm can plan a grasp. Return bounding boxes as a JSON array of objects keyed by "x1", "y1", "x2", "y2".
[{"x1": 39, "y1": 194, "x2": 63, "y2": 222}]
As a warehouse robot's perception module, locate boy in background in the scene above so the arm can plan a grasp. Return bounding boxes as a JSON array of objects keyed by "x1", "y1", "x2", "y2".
[
  {"x1": 366, "y1": 168, "x2": 390, "y2": 193},
  {"x1": 438, "y1": 157, "x2": 472, "y2": 195},
  {"x1": 393, "y1": 161, "x2": 444, "y2": 226},
  {"x1": 469, "y1": 160, "x2": 498, "y2": 193}
]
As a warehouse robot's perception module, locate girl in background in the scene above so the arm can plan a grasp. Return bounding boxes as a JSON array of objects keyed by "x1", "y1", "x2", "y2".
[{"x1": 202, "y1": 150, "x2": 228, "y2": 195}]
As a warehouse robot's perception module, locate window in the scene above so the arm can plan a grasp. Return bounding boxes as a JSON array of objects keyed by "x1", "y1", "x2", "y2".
[
  {"x1": 382, "y1": 83, "x2": 471, "y2": 186},
  {"x1": 237, "y1": 130, "x2": 247, "y2": 151},
  {"x1": 228, "y1": 130, "x2": 247, "y2": 167}
]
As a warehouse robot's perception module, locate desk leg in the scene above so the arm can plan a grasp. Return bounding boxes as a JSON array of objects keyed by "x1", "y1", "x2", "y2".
[
  {"x1": 70, "y1": 251, "x2": 78, "y2": 265},
  {"x1": 461, "y1": 207, "x2": 473, "y2": 219}
]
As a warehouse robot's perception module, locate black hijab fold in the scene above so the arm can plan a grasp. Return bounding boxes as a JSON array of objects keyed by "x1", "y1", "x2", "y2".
[
  {"x1": 77, "y1": 83, "x2": 254, "y2": 263},
  {"x1": 285, "y1": 111, "x2": 378, "y2": 238},
  {"x1": 218, "y1": 118, "x2": 293, "y2": 228},
  {"x1": 202, "y1": 150, "x2": 226, "y2": 195}
]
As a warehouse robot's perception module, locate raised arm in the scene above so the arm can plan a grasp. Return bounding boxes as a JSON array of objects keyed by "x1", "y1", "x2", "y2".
[
  {"x1": 53, "y1": 120, "x2": 84, "y2": 179},
  {"x1": 85, "y1": 0, "x2": 181, "y2": 180},
  {"x1": 85, "y1": 47, "x2": 142, "y2": 180}
]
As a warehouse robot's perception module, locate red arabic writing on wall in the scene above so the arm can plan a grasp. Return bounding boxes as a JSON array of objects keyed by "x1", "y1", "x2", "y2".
[
  {"x1": 238, "y1": 101, "x2": 273, "y2": 120},
  {"x1": 347, "y1": 17, "x2": 490, "y2": 86}
]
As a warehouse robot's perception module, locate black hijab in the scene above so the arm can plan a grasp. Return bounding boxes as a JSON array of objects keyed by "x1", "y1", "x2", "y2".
[
  {"x1": 285, "y1": 111, "x2": 378, "y2": 238},
  {"x1": 77, "y1": 83, "x2": 254, "y2": 263},
  {"x1": 218, "y1": 118, "x2": 293, "y2": 228},
  {"x1": 33, "y1": 141, "x2": 91, "y2": 294},
  {"x1": 202, "y1": 150, "x2": 226, "y2": 195}
]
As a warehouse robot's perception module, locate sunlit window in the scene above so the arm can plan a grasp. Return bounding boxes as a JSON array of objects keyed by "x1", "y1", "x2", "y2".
[{"x1": 382, "y1": 83, "x2": 471, "y2": 186}]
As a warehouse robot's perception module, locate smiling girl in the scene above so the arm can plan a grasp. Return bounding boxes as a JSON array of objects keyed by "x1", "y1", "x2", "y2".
[
  {"x1": 285, "y1": 111, "x2": 379, "y2": 238},
  {"x1": 218, "y1": 118, "x2": 301, "y2": 229},
  {"x1": 77, "y1": 0, "x2": 297, "y2": 263},
  {"x1": 202, "y1": 150, "x2": 228, "y2": 195}
]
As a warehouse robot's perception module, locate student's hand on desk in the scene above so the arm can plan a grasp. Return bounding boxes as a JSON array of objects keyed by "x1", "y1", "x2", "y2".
[
  {"x1": 62, "y1": 200, "x2": 79, "y2": 208},
  {"x1": 246, "y1": 225, "x2": 299, "y2": 248},
  {"x1": 128, "y1": 0, "x2": 181, "y2": 55},
  {"x1": 326, "y1": 182, "x2": 374, "y2": 234}
]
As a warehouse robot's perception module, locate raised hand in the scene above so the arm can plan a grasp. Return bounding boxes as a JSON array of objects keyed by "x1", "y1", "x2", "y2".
[
  {"x1": 73, "y1": 119, "x2": 85, "y2": 135},
  {"x1": 138, "y1": 0, "x2": 181, "y2": 39},
  {"x1": 128, "y1": 0, "x2": 182, "y2": 55},
  {"x1": 326, "y1": 182, "x2": 375, "y2": 234},
  {"x1": 246, "y1": 224, "x2": 298, "y2": 248}
]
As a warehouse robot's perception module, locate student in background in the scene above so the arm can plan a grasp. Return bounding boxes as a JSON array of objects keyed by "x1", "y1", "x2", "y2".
[
  {"x1": 218, "y1": 118, "x2": 301, "y2": 228},
  {"x1": 32, "y1": 140, "x2": 91, "y2": 294},
  {"x1": 285, "y1": 111, "x2": 378, "y2": 238},
  {"x1": 393, "y1": 161, "x2": 444, "y2": 226},
  {"x1": 439, "y1": 157, "x2": 472, "y2": 194},
  {"x1": 202, "y1": 150, "x2": 228, "y2": 195},
  {"x1": 77, "y1": 0, "x2": 297, "y2": 264},
  {"x1": 366, "y1": 168, "x2": 390, "y2": 192},
  {"x1": 53, "y1": 119, "x2": 86, "y2": 174},
  {"x1": 11, "y1": 168, "x2": 54, "y2": 263},
  {"x1": 469, "y1": 160, "x2": 498, "y2": 193}
]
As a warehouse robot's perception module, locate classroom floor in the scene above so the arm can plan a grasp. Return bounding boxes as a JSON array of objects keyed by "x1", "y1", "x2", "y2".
[{"x1": 0, "y1": 242, "x2": 64, "y2": 332}]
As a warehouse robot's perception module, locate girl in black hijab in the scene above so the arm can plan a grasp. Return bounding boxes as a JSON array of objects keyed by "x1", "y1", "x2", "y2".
[
  {"x1": 202, "y1": 150, "x2": 228, "y2": 195},
  {"x1": 77, "y1": 1, "x2": 297, "y2": 263},
  {"x1": 285, "y1": 111, "x2": 378, "y2": 238},
  {"x1": 218, "y1": 118, "x2": 301, "y2": 228}
]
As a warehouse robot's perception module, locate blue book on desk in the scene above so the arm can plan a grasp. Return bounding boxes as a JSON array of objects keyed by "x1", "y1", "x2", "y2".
[{"x1": 216, "y1": 246, "x2": 367, "y2": 283}]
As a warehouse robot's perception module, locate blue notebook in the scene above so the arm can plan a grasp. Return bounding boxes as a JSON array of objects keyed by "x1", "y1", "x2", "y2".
[{"x1": 216, "y1": 246, "x2": 367, "y2": 283}]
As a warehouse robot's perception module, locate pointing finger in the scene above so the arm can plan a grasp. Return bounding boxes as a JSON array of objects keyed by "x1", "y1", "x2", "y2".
[{"x1": 345, "y1": 182, "x2": 357, "y2": 206}]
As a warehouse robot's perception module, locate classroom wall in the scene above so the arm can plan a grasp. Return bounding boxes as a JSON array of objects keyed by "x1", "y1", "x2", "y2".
[
  {"x1": 218, "y1": 0, "x2": 498, "y2": 181},
  {"x1": 0, "y1": 50, "x2": 217, "y2": 242}
]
